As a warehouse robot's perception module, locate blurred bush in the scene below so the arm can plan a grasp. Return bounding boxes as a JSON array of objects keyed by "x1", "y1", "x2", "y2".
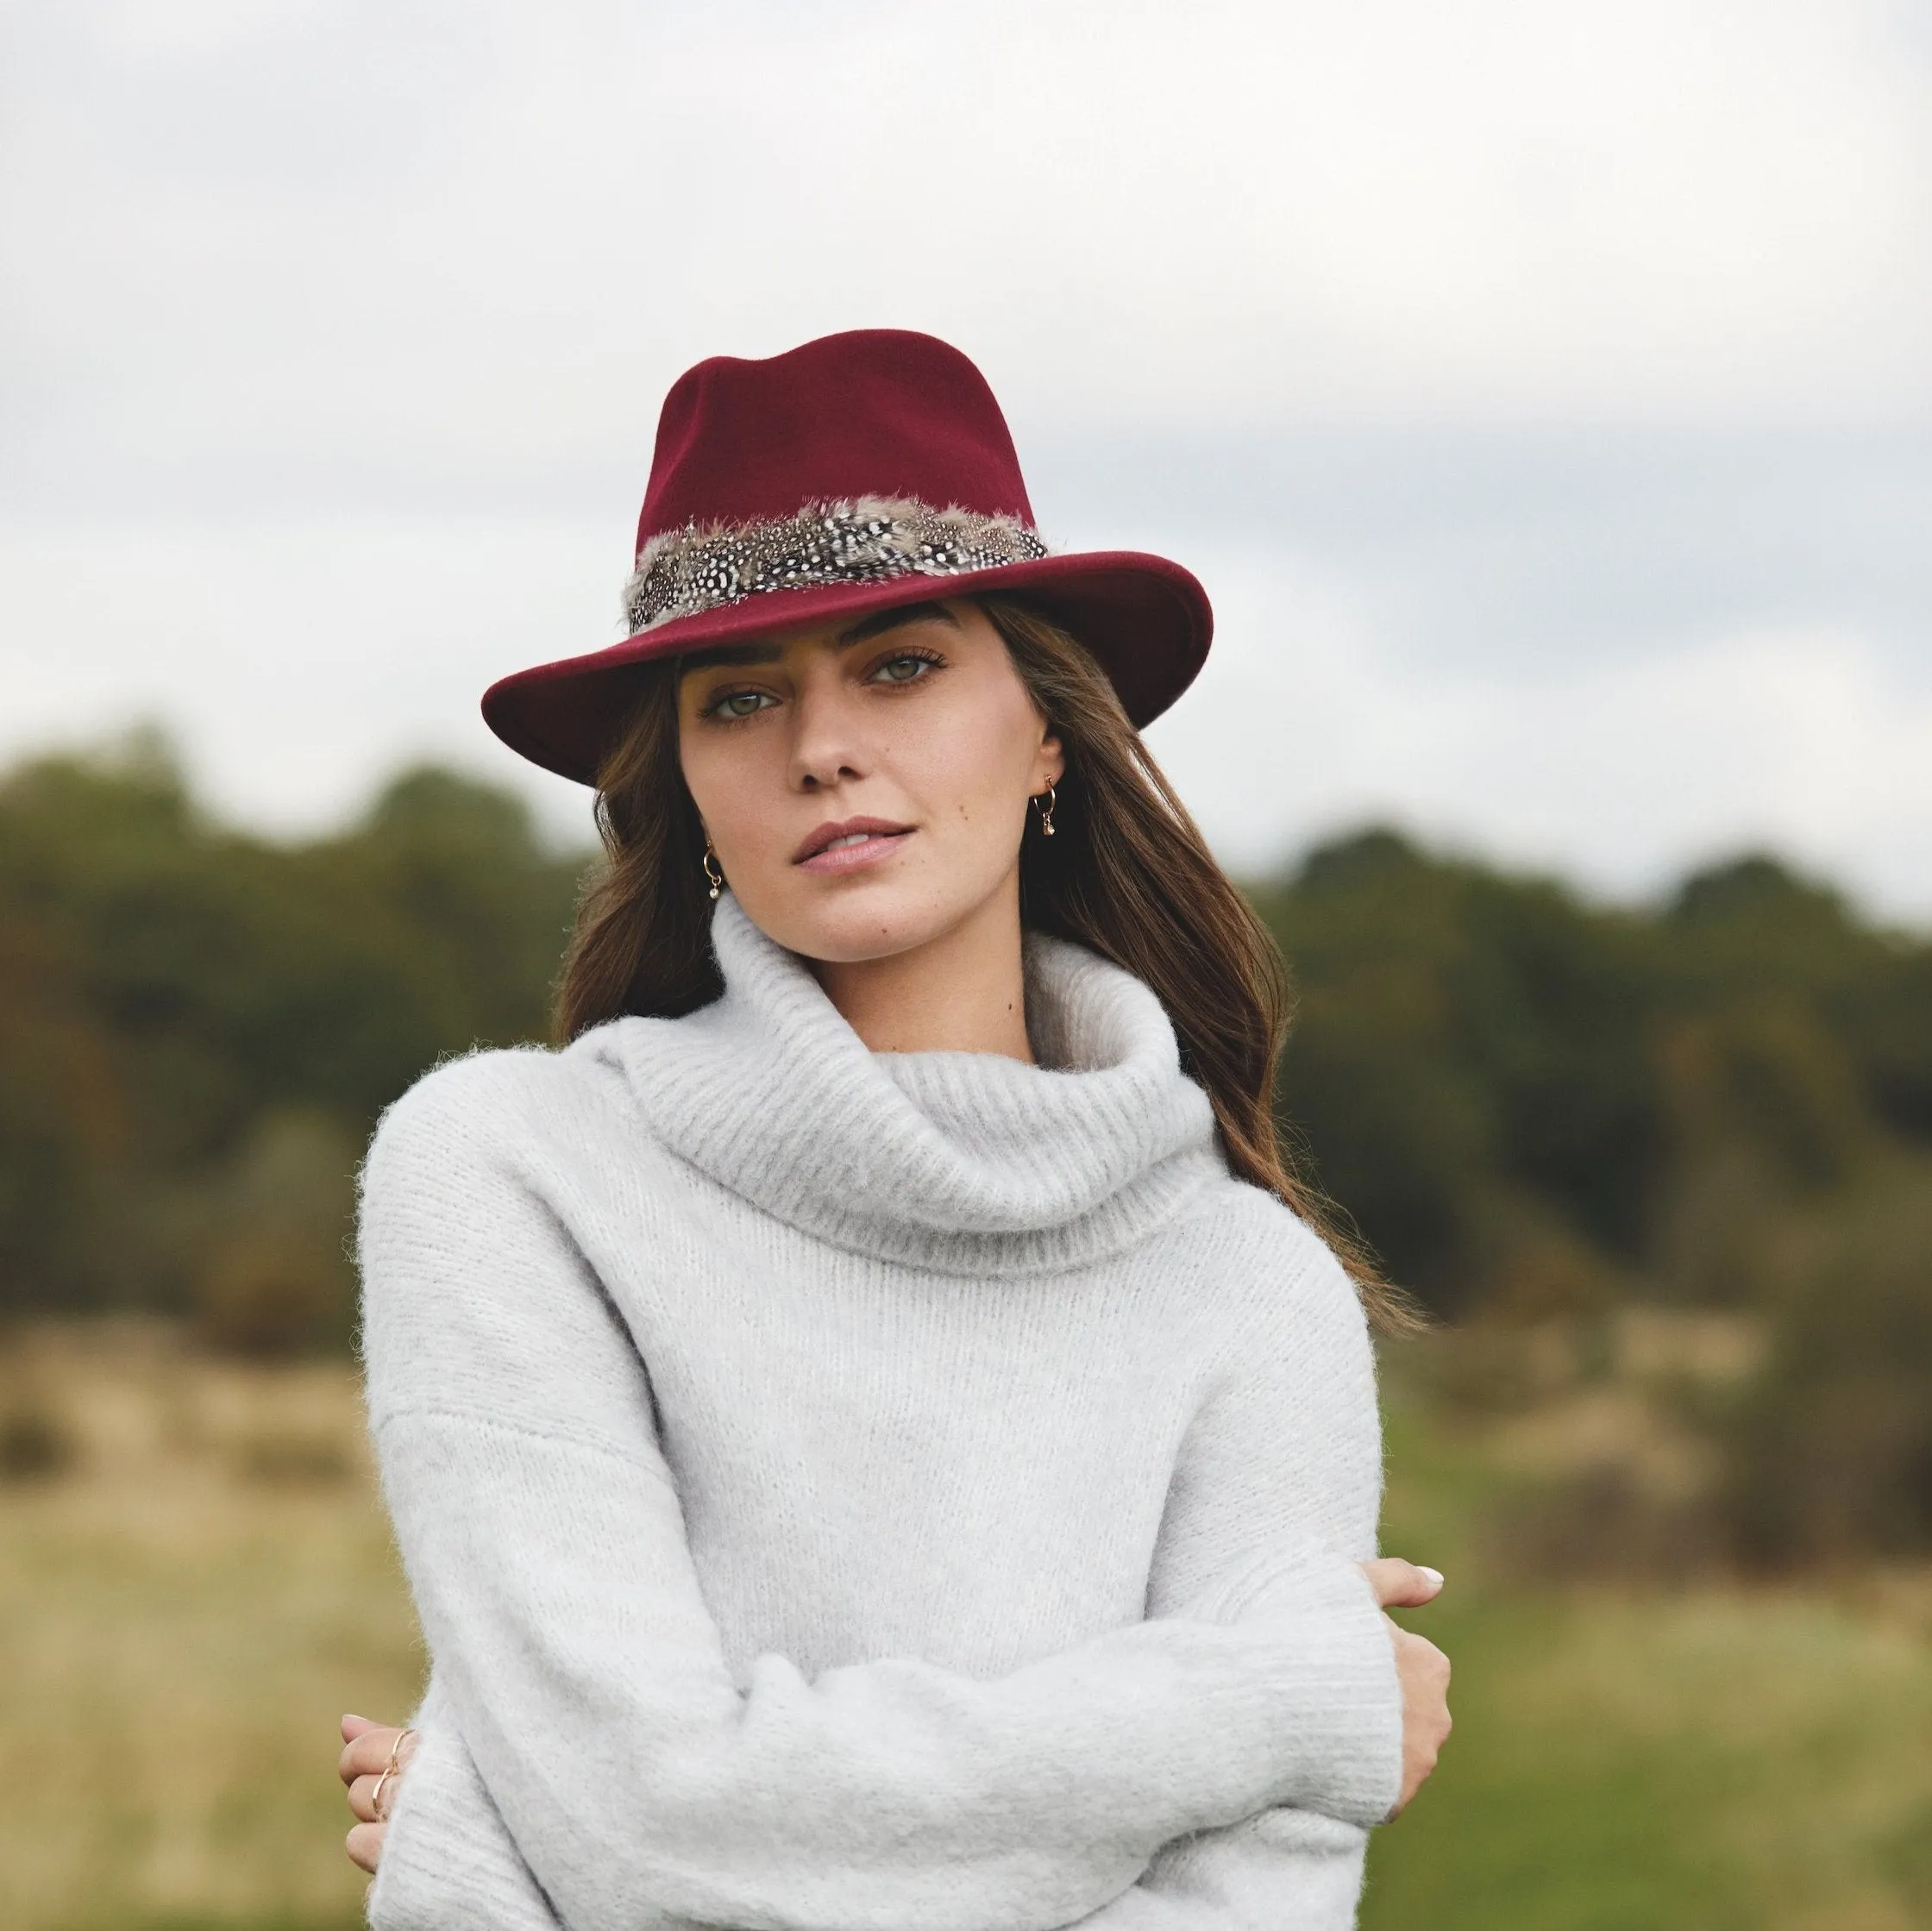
[
  {"x1": 191, "y1": 1108, "x2": 362, "y2": 1355},
  {"x1": 1719, "y1": 1164, "x2": 1932, "y2": 1566},
  {"x1": 0, "y1": 1401, "x2": 78, "y2": 1483}
]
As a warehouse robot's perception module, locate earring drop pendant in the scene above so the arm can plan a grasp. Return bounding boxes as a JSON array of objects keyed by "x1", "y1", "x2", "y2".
[
  {"x1": 702, "y1": 846, "x2": 724, "y2": 900},
  {"x1": 1035, "y1": 781, "x2": 1057, "y2": 837}
]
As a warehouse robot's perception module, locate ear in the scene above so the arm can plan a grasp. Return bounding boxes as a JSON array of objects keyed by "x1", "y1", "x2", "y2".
[{"x1": 1035, "y1": 728, "x2": 1065, "y2": 790}]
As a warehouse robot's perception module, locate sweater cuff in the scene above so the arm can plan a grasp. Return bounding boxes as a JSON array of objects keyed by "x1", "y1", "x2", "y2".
[
  {"x1": 367, "y1": 1693, "x2": 561, "y2": 1931},
  {"x1": 1176, "y1": 1549, "x2": 1404, "y2": 1829}
]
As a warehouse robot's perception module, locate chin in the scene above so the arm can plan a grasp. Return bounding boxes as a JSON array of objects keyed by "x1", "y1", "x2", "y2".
[{"x1": 745, "y1": 878, "x2": 978, "y2": 967}]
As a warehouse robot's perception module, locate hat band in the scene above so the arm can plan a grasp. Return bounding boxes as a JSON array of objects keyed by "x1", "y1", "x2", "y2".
[{"x1": 624, "y1": 495, "x2": 1050, "y2": 635}]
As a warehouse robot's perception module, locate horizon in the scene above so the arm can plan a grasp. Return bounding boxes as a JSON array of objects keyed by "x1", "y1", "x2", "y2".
[{"x1": 10, "y1": 717, "x2": 1908, "y2": 932}]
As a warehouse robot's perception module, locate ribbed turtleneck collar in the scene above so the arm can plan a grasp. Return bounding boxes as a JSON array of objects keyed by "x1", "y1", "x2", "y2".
[{"x1": 590, "y1": 893, "x2": 1224, "y2": 1275}]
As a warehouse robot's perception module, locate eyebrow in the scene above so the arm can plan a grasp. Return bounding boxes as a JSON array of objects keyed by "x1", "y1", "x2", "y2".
[
  {"x1": 677, "y1": 600, "x2": 960, "y2": 676},
  {"x1": 838, "y1": 599, "x2": 959, "y2": 645}
]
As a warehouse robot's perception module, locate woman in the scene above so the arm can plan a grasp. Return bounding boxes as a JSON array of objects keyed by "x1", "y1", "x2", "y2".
[{"x1": 339, "y1": 329, "x2": 1452, "y2": 1929}]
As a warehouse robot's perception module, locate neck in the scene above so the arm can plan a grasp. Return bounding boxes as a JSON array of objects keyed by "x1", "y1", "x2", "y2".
[{"x1": 809, "y1": 877, "x2": 1032, "y2": 1061}]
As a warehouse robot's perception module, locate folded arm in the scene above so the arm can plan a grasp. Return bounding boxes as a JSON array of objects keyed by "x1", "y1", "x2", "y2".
[
  {"x1": 357, "y1": 1060, "x2": 1402, "y2": 1931},
  {"x1": 1072, "y1": 1198, "x2": 1410, "y2": 1928}
]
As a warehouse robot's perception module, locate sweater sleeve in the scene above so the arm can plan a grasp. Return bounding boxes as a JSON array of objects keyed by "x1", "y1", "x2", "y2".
[
  {"x1": 364, "y1": 1673, "x2": 567, "y2": 1931},
  {"x1": 1068, "y1": 1209, "x2": 1406, "y2": 1928},
  {"x1": 357, "y1": 1060, "x2": 1402, "y2": 1931}
]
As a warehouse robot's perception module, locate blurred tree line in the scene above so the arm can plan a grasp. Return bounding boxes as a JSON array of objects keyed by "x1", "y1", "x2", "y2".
[
  {"x1": 1254, "y1": 831, "x2": 1932, "y2": 1568},
  {"x1": 3, "y1": 735, "x2": 1929, "y2": 1564},
  {"x1": 0, "y1": 731, "x2": 582, "y2": 1352}
]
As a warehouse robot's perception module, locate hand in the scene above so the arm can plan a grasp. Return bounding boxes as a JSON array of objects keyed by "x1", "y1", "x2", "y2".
[
  {"x1": 339, "y1": 1712, "x2": 417, "y2": 1875},
  {"x1": 1358, "y1": 1558, "x2": 1452, "y2": 1819}
]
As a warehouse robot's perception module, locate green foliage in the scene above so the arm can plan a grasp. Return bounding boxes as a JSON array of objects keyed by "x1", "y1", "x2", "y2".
[
  {"x1": 1252, "y1": 831, "x2": 1660, "y2": 1313},
  {"x1": 0, "y1": 734, "x2": 590, "y2": 1337},
  {"x1": 1252, "y1": 828, "x2": 1932, "y2": 1319},
  {"x1": 1255, "y1": 828, "x2": 1932, "y2": 1562}
]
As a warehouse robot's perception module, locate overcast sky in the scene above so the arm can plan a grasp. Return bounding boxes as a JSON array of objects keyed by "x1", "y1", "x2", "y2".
[{"x1": 4, "y1": 0, "x2": 1929, "y2": 911}]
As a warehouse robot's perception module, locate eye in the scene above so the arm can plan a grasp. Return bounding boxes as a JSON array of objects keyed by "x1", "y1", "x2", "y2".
[
  {"x1": 702, "y1": 687, "x2": 777, "y2": 721},
  {"x1": 867, "y1": 649, "x2": 943, "y2": 686}
]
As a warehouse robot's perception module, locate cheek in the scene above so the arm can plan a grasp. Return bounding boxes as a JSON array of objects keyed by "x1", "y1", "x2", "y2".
[
  {"x1": 679, "y1": 735, "x2": 780, "y2": 865},
  {"x1": 900, "y1": 689, "x2": 1040, "y2": 843}
]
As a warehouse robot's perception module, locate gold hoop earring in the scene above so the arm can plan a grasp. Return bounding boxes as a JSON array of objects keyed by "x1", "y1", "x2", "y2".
[
  {"x1": 1032, "y1": 781, "x2": 1057, "y2": 837},
  {"x1": 701, "y1": 845, "x2": 724, "y2": 900}
]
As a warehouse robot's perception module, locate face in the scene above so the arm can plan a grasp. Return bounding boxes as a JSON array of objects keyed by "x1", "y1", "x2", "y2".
[{"x1": 675, "y1": 598, "x2": 1063, "y2": 965}]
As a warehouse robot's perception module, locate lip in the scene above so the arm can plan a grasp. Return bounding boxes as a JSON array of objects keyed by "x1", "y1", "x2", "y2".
[{"x1": 793, "y1": 815, "x2": 916, "y2": 873}]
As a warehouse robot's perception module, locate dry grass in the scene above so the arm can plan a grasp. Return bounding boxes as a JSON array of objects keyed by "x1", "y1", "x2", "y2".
[{"x1": 0, "y1": 1321, "x2": 420, "y2": 1931}]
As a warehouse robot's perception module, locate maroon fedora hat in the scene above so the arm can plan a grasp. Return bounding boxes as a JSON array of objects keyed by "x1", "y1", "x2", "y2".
[{"x1": 481, "y1": 329, "x2": 1213, "y2": 785}]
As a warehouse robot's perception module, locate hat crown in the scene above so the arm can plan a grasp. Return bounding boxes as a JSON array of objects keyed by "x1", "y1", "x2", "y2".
[{"x1": 637, "y1": 329, "x2": 1036, "y2": 550}]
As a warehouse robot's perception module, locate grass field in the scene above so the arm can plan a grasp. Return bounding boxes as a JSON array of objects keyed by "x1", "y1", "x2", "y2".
[
  {"x1": 0, "y1": 1323, "x2": 415, "y2": 1931},
  {"x1": 1364, "y1": 1371, "x2": 1932, "y2": 1931},
  {"x1": 3, "y1": 1320, "x2": 1929, "y2": 1930}
]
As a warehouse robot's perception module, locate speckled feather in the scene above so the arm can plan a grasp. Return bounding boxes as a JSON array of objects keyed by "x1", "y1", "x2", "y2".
[{"x1": 624, "y1": 495, "x2": 1051, "y2": 634}]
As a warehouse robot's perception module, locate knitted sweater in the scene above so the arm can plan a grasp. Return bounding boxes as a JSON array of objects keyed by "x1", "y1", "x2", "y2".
[{"x1": 357, "y1": 893, "x2": 1403, "y2": 1931}]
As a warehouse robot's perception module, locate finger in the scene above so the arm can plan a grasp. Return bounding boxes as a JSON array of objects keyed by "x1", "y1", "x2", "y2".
[
  {"x1": 347, "y1": 1756, "x2": 413, "y2": 1821},
  {"x1": 340, "y1": 1733, "x2": 388, "y2": 1784},
  {"x1": 1360, "y1": 1558, "x2": 1445, "y2": 1608},
  {"x1": 347, "y1": 1819, "x2": 385, "y2": 1875},
  {"x1": 342, "y1": 1713, "x2": 380, "y2": 1743},
  {"x1": 1407, "y1": 1632, "x2": 1453, "y2": 1683},
  {"x1": 348, "y1": 1732, "x2": 420, "y2": 1817},
  {"x1": 339, "y1": 1725, "x2": 409, "y2": 1784}
]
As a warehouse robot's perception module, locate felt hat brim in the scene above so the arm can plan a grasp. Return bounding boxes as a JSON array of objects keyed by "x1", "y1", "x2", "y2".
[{"x1": 481, "y1": 549, "x2": 1210, "y2": 787}]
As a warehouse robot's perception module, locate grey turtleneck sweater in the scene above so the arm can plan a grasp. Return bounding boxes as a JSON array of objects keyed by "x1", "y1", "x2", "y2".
[{"x1": 358, "y1": 894, "x2": 1402, "y2": 1931}]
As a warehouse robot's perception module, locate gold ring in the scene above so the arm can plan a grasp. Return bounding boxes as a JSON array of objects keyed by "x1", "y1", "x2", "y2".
[{"x1": 370, "y1": 1727, "x2": 415, "y2": 1821}]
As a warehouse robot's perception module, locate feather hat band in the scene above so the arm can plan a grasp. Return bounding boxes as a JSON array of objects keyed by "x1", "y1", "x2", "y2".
[{"x1": 480, "y1": 329, "x2": 1214, "y2": 785}]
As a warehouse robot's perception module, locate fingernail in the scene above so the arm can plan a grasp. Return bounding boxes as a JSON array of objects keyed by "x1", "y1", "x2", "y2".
[{"x1": 1418, "y1": 1566, "x2": 1445, "y2": 1588}]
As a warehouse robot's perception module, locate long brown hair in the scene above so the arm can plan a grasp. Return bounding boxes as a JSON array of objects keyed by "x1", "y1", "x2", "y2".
[{"x1": 556, "y1": 594, "x2": 1418, "y2": 1333}]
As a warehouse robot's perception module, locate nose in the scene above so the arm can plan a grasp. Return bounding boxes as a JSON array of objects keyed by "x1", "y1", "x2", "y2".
[{"x1": 786, "y1": 663, "x2": 869, "y2": 793}]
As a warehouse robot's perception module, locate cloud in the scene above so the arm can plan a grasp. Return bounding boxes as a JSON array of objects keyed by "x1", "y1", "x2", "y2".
[
  {"x1": 3, "y1": 0, "x2": 1928, "y2": 525},
  {"x1": 0, "y1": 513, "x2": 607, "y2": 841},
  {"x1": 1032, "y1": 423, "x2": 1932, "y2": 677},
  {"x1": 1145, "y1": 540, "x2": 1932, "y2": 912}
]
